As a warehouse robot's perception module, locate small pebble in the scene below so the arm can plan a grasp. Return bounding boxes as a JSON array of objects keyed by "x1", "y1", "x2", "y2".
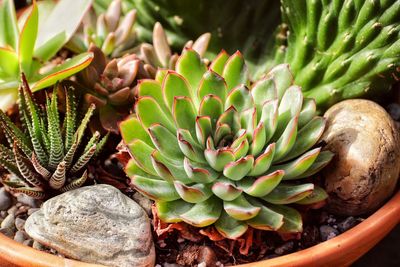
[
  {"x1": 7, "y1": 206, "x2": 17, "y2": 216},
  {"x1": 320, "y1": 225, "x2": 339, "y2": 241},
  {"x1": 23, "y1": 239, "x2": 33, "y2": 247},
  {"x1": 0, "y1": 210, "x2": 7, "y2": 218},
  {"x1": 1, "y1": 213, "x2": 15, "y2": 230},
  {"x1": 14, "y1": 230, "x2": 26, "y2": 243},
  {"x1": 197, "y1": 262, "x2": 206, "y2": 267},
  {"x1": 274, "y1": 241, "x2": 294, "y2": 255},
  {"x1": 16, "y1": 194, "x2": 41, "y2": 208},
  {"x1": 27, "y1": 208, "x2": 40, "y2": 216},
  {"x1": 198, "y1": 246, "x2": 217, "y2": 266},
  {"x1": 32, "y1": 240, "x2": 45, "y2": 250},
  {"x1": 0, "y1": 227, "x2": 14, "y2": 238},
  {"x1": 0, "y1": 188, "x2": 12, "y2": 211},
  {"x1": 15, "y1": 217, "x2": 25, "y2": 231},
  {"x1": 337, "y1": 216, "x2": 357, "y2": 232}
]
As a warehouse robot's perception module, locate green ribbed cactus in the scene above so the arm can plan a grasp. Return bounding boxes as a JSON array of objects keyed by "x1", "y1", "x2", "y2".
[
  {"x1": 275, "y1": 0, "x2": 400, "y2": 110},
  {"x1": 0, "y1": 76, "x2": 108, "y2": 199},
  {"x1": 119, "y1": 49, "x2": 333, "y2": 239}
]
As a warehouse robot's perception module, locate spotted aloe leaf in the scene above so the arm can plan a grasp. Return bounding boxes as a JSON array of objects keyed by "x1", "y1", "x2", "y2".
[{"x1": 120, "y1": 49, "x2": 332, "y2": 239}]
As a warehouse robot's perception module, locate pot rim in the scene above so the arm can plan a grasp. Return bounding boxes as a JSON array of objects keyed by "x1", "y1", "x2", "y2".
[{"x1": 0, "y1": 191, "x2": 399, "y2": 267}]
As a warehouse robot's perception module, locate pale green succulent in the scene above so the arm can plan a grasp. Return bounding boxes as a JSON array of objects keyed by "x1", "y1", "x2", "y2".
[
  {"x1": 67, "y1": 0, "x2": 138, "y2": 57},
  {"x1": 0, "y1": 76, "x2": 108, "y2": 199},
  {"x1": 120, "y1": 49, "x2": 333, "y2": 239},
  {"x1": 0, "y1": 0, "x2": 93, "y2": 111}
]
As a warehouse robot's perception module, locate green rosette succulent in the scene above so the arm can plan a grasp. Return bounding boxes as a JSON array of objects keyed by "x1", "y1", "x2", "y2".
[
  {"x1": 276, "y1": 0, "x2": 400, "y2": 110},
  {"x1": 0, "y1": 76, "x2": 108, "y2": 199},
  {"x1": 119, "y1": 49, "x2": 333, "y2": 239},
  {"x1": 0, "y1": 0, "x2": 93, "y2": 111}
]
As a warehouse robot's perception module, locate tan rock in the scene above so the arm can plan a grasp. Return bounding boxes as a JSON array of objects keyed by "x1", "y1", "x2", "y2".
[{"x1": 321, "y1": 99, "x2": 400, "y2": 215}]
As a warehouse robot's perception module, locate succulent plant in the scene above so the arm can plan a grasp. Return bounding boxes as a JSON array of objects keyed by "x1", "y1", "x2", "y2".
[
  {"x1": 106, "y1": 0, "x2": 281, "y2": 80},
  {"x1": 0, "y1": 0, "x2": 93, "y2": 111},
  {"x1": 119, "y1": 49, "x2": 333, "y2": 239},
  {"x1": 77, "y1": 44, "x2": 140, "y2": 133},
  {"x1": 67, "y1": 0, "x2": 138, "y2": 58},
  {"x1": 139, "y1": 22, "x2": 211, "y2": 78},
  {"x1": 275, "y1": 0, "x2": 400, "y2": 110},
  {"x1": 0, "y1": 76, "x2": 108, "y2": 199}
]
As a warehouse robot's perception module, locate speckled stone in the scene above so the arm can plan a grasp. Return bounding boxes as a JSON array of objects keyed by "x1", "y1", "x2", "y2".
[{"x1": 25, "y1": 184, "x2": 155, "y2": 267}]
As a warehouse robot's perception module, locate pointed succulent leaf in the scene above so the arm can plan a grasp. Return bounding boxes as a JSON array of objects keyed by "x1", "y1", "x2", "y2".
[
  {"x1": 263, "y1": 183, "x2": 314, "y2": 204},
  {"x1": 137, "y1": 80, "x2": 165, "y2": 109},
  {"x1": 49, "y1": 161, "x2": 66, "y2": 190},
  {"x1": 222, "y1": 51, "x2": 249, "y2": 90},
  {"x1": 251, "y1": 77, "x2": 277, "y2": 116},
  {"x1": 18, "y1": 2, "x2": 38, "y2": 76},
  {"x1": 239, "y1": 170, "x2": 284, "y2": 197},
  {"x1": 131, "y1": 175, "x2": 180, "y2": 201},
  {"x1": 32, "y1": 53, "x2": 94, "y2": 91},
  {"x1": 120, "y1": 116, "x2": 153, "y2": 147},
  {"x1": 295, "y1": 186, "x2": 328, "y2": 205},
  {"x1": 210, "y1": 50, "x2": 229, "y2": 75},
  {"x1": 298, "y1": 98, "x2": 317, "y2": 128},
  {"x1": 247, "y1": 198, "x2": 284, "y2": 231},
  {"x1": 296, "y1": 151, "x2": 334, "y2": 179},
  {"x1": 151, "y1": 150, "x2": 192, "y2": 184},
  {"x1": 180, "y1": 197, "x2": 222, "y2": 227},
  {"x1": 204, "y1": 147, "x2": 235, "y2": 172},
  {"x1": 271, "y1": 148, "x2": 321, "y2": 180},
  {"x1": 148, "y1": 123, "x2": 183, "y2": 160},
  {"x1": 223, "y1": 156, "x2": 254, "y2": 181},
  {"x1": 127, "y1": 139, "x2": 158, "y2": 176},
  {"x1": 267, "y1": 203, "x2": 303, "y2": 233},
  {"x1": 176, "y1": 48, "x2": 207, "y2": 90},
  {"x1": 259, "y1": 99, "x2": 279, "y2": 143},
  {"x1": 198, "y1": 70, "x2": 228, "y2": 103},
  {"x1": 199, "y1": 95, "x2": 223, "y2": 125},
  {"x1": 274, "y1": 116, "x2": 298, "y2": 162},
  {"x1": 136, "y1": 96, "x2": 175, "y2": 133},
  {"x1": 248, "y1": 143, "x2": 276, "y2": 176},
  {"x1": 60, "y1": 170, "x2": 88, "y2": 192},
  {"x1": 224, "y1": 195, "x2": 260, "y2": 221},
  {"x1": 212, "y1": 177, "x2": 243, "y2": 201},
  {"x1": 177, "y1": 129, "x2": 206, "y2": 163},
  {"x1": 0, "y1": 0, "x2": 19, "y2": 49},
  {"x1": 156, "y1": 199, "x2": 193, "y2": 223},
  {"x1": 163, "y1": 71, "x2": 193, "y2": 109},
  {"x1": 195, "y1": 116, "x2": 212, "y2": 146},
  {"x1": 283, "y1": 117, "x2": 326, "y2": 161},
  {"x1": 183, "y1": 157, "x2": 219, "y2": 183},
  {"x1": 173, "y1": 96, "x2": 197, "y2": 137},
  {"x1": 225, "y1": 85, "x2": 253, "y2": 112},
  {"x1": 215, "y1": 210, "x2": 248, "y2": 239},
  {"x1": 174, "y1": 181, "x2": 212, "y2": 203}
]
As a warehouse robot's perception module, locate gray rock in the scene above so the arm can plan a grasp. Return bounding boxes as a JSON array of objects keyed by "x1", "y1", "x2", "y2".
[
  {"x1": 0, "y1": 227, "x2": 14, "y2": 238},
  {"x1": 274, "y1": 241, "x2": 294, "y2": 255},
  {"x1": 337, "y1": 216, "x2": 358, "y2": 232},
  {"x1": 25, "y1": 184, "x2": 155, "y2": 267},
  {"x1": 14, "y1": 230, "x2": 26, "y2": 243},
  {"x1": 16, "y1": 194, "x2": 41, "y2": 208},
  {"x1": 32, "y1": 240, "x2": 44, "y2": 250},
  {"x1": 23, "y1": 239, "x2": 33, "y2": 247},
  {"x1": 27, "y1": 208, "x2": 40, "y2": 216},
  {"x1": 320, "y1": 225, "x2": 339, "y2": 241},
  {"x1": 1, "y1": 213, "x2": 15, "y2": 230},
  {"x1": 132, "y1": 192, "x2": 153, "y2": 215},
  {"x1": 7, "y1": 206, "x2": 17, "y2": 216},
  {"x1": 0, "y1": 188, "x2": 12, "y2": 211},
  {"x1": 15, "y1": 217, "x2": 25, "y2": 231}
]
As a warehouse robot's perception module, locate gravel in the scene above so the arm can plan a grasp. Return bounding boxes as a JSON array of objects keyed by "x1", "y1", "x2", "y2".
[
  {"x1": 320, "y1": 225, "x2": 340, "y2": 241},
  {"x1": 0, "y1": 188, "x2": 12, "y2": 211}
]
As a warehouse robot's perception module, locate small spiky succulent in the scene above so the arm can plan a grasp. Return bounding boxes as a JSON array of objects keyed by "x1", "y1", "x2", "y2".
[
  {"x1": 139, "y1": 22, "x2": 211, "y2": 77},
  {"x1": 0, "y1": 0, "x2": 93, "y2": 111},
  {"x1": 120, "y1": 49, "x2": 333, "y2": 239},
  {"x1": 67, "y1": 0, "x2": 137, "y2": 57},
  {"x1": 0, "y1": 76, "x2": 108, "y2": 199},
  {"x1": 78, "y1": 44, "x2": 140, "y2": 133},
  {"x1": 276, "y1": 0, "x2": 400, "y2": 110}
]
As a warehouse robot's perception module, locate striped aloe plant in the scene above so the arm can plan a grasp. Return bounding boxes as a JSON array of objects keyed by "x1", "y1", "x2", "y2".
[
  {"x1": 119, "y1": 49, "x2": 333, "y2": 239},
  {"x1": 0, "y1": 75, "x2": 108, "y2": 199}
]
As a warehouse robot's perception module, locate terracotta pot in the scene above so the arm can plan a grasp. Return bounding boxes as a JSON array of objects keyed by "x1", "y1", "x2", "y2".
[{"x1": 0, "y1": 191, "x2": 399, "y2": 267}]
